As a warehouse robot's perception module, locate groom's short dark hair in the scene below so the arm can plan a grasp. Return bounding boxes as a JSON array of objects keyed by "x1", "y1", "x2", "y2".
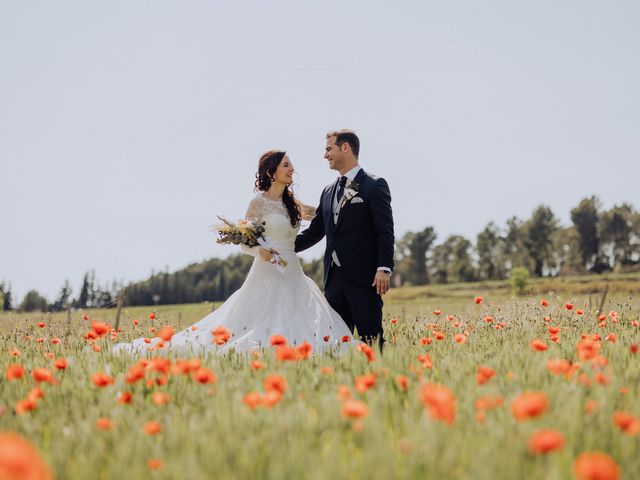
[{"x1": 327, "y1": 129, "x2": 360, "y2": 158}]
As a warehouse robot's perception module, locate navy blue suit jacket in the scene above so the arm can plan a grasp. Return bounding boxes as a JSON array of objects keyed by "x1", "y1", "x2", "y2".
[{"x1": 295, "y1": 169, "x2": 394, "y2": 288}]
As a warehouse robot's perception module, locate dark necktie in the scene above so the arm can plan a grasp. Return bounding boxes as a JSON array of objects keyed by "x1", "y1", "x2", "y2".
[{"x1": 336, "y1": 176, "x2": 347, "y2": 204}]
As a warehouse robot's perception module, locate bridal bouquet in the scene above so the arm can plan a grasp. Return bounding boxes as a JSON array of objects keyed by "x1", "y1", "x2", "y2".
[
  {"x1": 215, "y1": 216, "x2": 288, "y2": 271},
  {"x1": 215, "y1": 216, "x2": 265, "y2": 248}
]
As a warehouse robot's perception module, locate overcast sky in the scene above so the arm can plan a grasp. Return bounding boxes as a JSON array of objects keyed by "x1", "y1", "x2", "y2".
[{"x1": 1, "y1": 1, "x2": 639, "y2": 302}]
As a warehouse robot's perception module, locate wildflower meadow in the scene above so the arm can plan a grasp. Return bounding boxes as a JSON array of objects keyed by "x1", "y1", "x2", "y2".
[{"x1": 1, "y1": 289, "x2": 638, "y2": 479}]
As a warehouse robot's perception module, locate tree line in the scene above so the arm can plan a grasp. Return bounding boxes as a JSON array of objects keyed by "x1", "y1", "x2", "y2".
[
  {"x1": 394, "y1": 196, "x2": 640, "y2": 285},
  {"x1": 2, "y1": 195, "x2": 638, "y2": 312}
]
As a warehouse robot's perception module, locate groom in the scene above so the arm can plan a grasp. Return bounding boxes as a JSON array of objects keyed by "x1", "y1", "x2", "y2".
[{"x1": 295, "y1": 129, "x2": 394, "y2": 349}]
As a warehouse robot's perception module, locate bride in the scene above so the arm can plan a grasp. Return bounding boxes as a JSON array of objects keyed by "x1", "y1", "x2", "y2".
[{"x1": 113, "y1": 150, "x2": 355, "y2": 355}]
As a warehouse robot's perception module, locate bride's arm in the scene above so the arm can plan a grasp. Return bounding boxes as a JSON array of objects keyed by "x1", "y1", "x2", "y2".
[
  {"x1": 240, "y1": 196, "x2": 275, "y2": 262},
  {"x1": 240, "y1": 197, "x2": 262, "y2": 257}
]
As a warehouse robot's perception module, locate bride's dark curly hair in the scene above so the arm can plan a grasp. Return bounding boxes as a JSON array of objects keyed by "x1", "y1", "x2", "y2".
[{"x1": 254, "y1": 150, "x2": 301, "y2": 227}]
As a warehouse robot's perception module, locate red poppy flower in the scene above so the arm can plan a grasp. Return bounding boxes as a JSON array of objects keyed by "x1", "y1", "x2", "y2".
[
  {"x1": 212, "y1": 326, "x2": 231, "y2": 345},
  {"x1": 192, "y1": 368, "x2": 216, "y2": 384},
  {"x1": 243, "y1": 392, "x2": 262, "y2": 410},
  {"x1": 341, "y1": 399, "x2": 369, "y2": 419},
  {"x1": 395, "y1": 375, "x2": 408, "y2": 391},
  {"x1": 143, "y1": 421, "x2": 162, "y2": 435},
  {"x1": 573, "y1": 452, "x2": 621, "y2": 480},
  {"x1": 148, "y1": 459, "x2": 164, "y2": 470},
  {"x1": 530, "y1": 339, "x2": 548, "y2": 351},
  {"x1": 125, "y1": 365, "x2": 146, "y2": 384},
  {"x1": 612, "y1": 411, "x2": 640, "y2": 435},
  {"x1": 6, "y1": 364, "x2": 25, "y2": 381},
  {"x1": 91, "y1": 322, "x2": 111, "y2": 337},
  {"x1": 118, "y1": 391, "x2": 133, "y2": 404},
  {"x1": 264, "y1": 374, "x2": 287, "y2": 394},
  {"x1": 417, "y1": 354, "x2": 433, "y2": 369},
  {"x1": 91, "y1": 372, "x2": 115, "y2": 387},
  {"x1": 511, "y1": 391, "x2": 548, "y2": 421},
  {"x1": 356, "y1": 343, "x2": 375, "y2": 362},
  {"x1": 251, "y1": 360, "x2": 265, "y2": 370},
  {"x1": 420, "y1": 383, "x2": 456, "y2": 424},
  {"x1": 96, "y1": 417, "x2": 113, "y2": 431},
  {"x1": 0, "y1": 431, "x2": 54, "y2": 479},
  {"x1": 577, "y1": 337, "x2": 601, "y2": 361},
  {"x1": 32, "y1": 368, "x2": 55, "y2": 384},
  {"x1": 152, "y1": 392, "x2": 171, "y2": 406},
  {"x1": 275, "y1": 346, "x2": 298, "y2": 361},
  {"x1": 49, "y1": 358, "x2": 66, "y2": 371},
  {"x1": 297, "y1": 342, "x2": 313, "y2": 359},
  {"x1": 157, "y1": 326, "x2": 175, "y2": 342},
  {"x1": 474, "y1": 296, "x2": 483, "y2": 304},
  {"x1": 528, "y1": 429, "x2": 564, "y2": 454},
  {"x1": 354, "y1": 374, "x2": 376, "y2": 394},
  {"x1": 15, "y1": 397, "x2": 38, "y2": 415},
  {"x1": 546, "y1": 358, "x2": 572, "y2": 376},
  {"x1": 475, "y1": 395, "x2": 504, "y2": 412},
  {"x1": 476, "y1": 366, "x2": 495, "y2": 385},
  {"x1": 262, "y1": 390, "x2": 282, "y2": 408},
  {"x1": 270, "y1": 335, "x2": 287, "y2": 347}
]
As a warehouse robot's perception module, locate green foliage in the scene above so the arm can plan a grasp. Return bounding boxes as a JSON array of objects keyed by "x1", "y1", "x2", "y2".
[
  {"x1": 429, "y1": 235, "x2": 476, "y2": 284},
  {"x1": 0, "y1": 282, "x2": 12, "y2": 311},
  {"x1": 395, "y1": 227, "x2": 437, "y2": 285},
  {"x1": 19, "y1": 289, "x2": 49, "y2": 312},
  {"x1": 571, "y1": 196, "x2": 605, "y2": 271},
  {"x1": 510, "y1": 267, "x2": 530, "y2": 295},
  {"x1": 523, "y1": 205, "x2": 558, "y2": 277},
  {"x1": 476, "y1": 222, "x2": 506, "y2": 280},
  {"x1": 600, "y1": 203, "x2": 635, "y2": 265}
]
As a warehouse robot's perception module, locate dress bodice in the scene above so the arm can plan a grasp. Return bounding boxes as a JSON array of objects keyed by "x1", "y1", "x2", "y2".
[{"x1": 245, "y1": 193, "x2": 299, "y2": 251}]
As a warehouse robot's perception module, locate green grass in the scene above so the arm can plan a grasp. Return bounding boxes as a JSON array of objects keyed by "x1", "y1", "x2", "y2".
[{"x1": 1, "y1": 275, "x2": 639, "y2": 479}]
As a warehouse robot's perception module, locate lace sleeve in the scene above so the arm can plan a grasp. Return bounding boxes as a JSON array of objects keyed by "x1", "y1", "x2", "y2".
[
  {"x1": 244, "y1": 195, "x2": 263, "y2": 222},
  {"x1": 240, "y1": 195, "x2": 264, "y2": 257}
]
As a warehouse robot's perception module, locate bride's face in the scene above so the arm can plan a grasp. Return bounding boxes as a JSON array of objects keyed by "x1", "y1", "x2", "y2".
[{"x1": 273, "y1": 155, "x2": 294, "y2": 185}]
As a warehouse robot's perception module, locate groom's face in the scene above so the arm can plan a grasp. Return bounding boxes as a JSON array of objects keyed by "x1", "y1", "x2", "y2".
[{"x1": 324, "y1": 136, "x2": 344, "y2": 171}]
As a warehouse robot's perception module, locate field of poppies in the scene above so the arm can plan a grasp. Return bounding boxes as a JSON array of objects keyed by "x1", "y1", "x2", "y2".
[{"x1": 1, "y1": 292, "x2": 638, "y2": 480}]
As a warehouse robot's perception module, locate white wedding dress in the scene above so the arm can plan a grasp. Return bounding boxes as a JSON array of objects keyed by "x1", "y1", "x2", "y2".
[{"x1": 112, "y1": 193, "x2": 355, "y2": 355}]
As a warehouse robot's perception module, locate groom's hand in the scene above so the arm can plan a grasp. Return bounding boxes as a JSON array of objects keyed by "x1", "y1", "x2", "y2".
[{"x1": 372, "y1": 271, "x2": 391, "y2": 295}]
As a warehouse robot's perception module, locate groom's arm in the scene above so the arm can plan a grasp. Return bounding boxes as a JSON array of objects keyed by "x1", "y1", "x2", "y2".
[
  {"x1": 295, "y1": 192, "x2": 326, "y2": 253},
  {"x1": 369, "y1": 178, "x2": 395, "y2": 271}
]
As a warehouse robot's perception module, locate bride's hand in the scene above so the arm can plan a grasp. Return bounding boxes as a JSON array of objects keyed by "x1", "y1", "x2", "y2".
[{"x1": 258, "y1": 247, "x2": 279, "y2": 263}]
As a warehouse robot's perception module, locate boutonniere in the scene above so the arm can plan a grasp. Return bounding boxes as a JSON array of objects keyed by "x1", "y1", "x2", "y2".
[{"x1": 341, "y1": 180, "x2": 360, "y2": 208}]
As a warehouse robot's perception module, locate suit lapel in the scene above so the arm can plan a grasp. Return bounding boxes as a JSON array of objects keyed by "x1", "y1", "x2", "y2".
[
  {"x1": 324, "y1": 182, "x2": 338, "y2": 234},
  {"x1": 334, "y1": 169, "x2": 366, "y2": 232}
]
